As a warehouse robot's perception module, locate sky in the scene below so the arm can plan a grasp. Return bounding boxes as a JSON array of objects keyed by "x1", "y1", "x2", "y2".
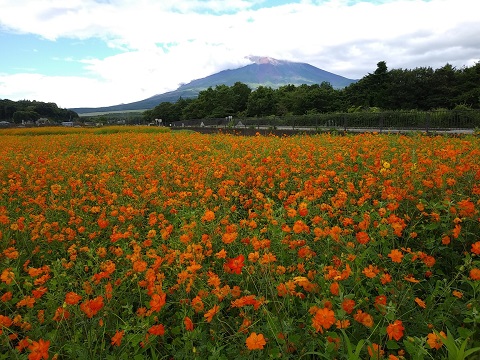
[{"x1": 0, "y1": 0, "x2": 479, "y2": 109}]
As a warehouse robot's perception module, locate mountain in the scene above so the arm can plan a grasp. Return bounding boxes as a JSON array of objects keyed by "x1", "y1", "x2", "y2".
[{"x1": 71, "y1": 56, "x2": 357, "y2": 114}]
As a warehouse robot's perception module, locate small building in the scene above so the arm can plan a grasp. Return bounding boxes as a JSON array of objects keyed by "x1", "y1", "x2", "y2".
[{"x1": 61, "y1": 121, "x2": 74, "y2": 127}]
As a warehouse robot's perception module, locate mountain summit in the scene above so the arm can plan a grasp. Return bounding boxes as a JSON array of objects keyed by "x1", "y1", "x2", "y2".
[
  {"x1": 72, "y1": 57, "x2": 357, "y2": 114},
  {"x1": 245, "y1": 55, "x2": 284, "y2": 65}
]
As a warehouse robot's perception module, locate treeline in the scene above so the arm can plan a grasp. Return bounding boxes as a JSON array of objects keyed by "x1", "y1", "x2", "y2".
[
  {"x1": 144, "y1": 61, "x2": 480, "y2": 122},
  {"x1": 0, "y1": 99, "x2": 79, "y2": 123}
]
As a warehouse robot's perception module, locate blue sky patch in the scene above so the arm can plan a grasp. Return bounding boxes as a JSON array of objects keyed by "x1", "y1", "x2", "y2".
[{"x1": 0, "y1": 33, "x2": 121, "y2": 76}]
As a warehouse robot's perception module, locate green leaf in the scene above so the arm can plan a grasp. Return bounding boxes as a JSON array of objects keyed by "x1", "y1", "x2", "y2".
[
  {"x1": 464, "y1": 346, "x2": 480, "y2": 358},
  {"x1": 386, "y1": 340, "x2": 400, "y2": 350},
  {"x1": 385, "y1": 312, "x2": 396, "y2": 321},
  {"x1": 457, "y1": 327, "x2": 472, "y2": 339},
  {"x1": 403, "y1": 339, "x2": 425, "y2": 360}
]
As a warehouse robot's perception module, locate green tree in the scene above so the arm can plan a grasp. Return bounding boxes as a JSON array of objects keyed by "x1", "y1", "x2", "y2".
[
  {"x1": 33, "y1": 102, "x2": 60, "y2": 117},
  {"x1": 454, "y1": 62, "x2": 480, "y2": 108},
  {"x1": 211, "y1": 84, "x2": 235, "y2": 117},
  {"x1": 247, "y1": 86, "x2": 276, "y2": 116},
  {"x1": 231, "y1": 82, "x2": 251, "y2": 114},
  {"x1": 12, "y1": 110, "x2": 40, "y2": 123},
  {"x1": 428, "y1": 63, "x2": 458, "y2": 109},
  {"x1": 274, "y1": 84, "x2": 297, "y2": 116}
]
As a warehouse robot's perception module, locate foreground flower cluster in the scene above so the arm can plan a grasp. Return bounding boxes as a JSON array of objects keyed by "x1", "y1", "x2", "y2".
[{"x1": 1, "y1": 130, "x2": 479, "y2": 359}]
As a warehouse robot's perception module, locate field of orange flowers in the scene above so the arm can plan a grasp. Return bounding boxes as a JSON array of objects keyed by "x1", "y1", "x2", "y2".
[{"x1": 1, "y1": 129, "x2": 479, "y2": 359}]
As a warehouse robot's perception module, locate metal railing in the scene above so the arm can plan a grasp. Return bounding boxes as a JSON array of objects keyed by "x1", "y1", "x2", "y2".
[{"x1": 170, "y1": 110, "x2": 480, "y2": 133}]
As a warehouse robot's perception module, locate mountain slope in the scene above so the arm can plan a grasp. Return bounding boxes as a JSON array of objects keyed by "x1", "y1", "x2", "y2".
[{"x1": 72, "y1": 57, "x2": 357, "y2": 114}]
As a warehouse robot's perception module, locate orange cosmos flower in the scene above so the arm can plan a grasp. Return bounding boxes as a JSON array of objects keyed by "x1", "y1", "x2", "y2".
[
  {"x1": 32, "y1": 287, "x2": 47, "y2": 299},
  {"x1": 224, "y1": 254, "x2": 245, "y2": 274},
  {"x1": 65, "y1": 292, "x2": 82, "y2": 305},
  {"x1": 457, "y1": 199, "x2": 475, "y2": 217},
  {"x1": 1, "y1": 291, "x2": 12, "y2": 302},
  {"x1": 97, "y1": 217, "x2": 109, "y2": 229},
  {"x1": 471, "y1": 241, "x2": 480, "y2": 255},
  {"x1": 0, "y1": 315, "x2": 13, "y2": 335},
  {"x1": 441, "y1": 235, "x2": 451, "y2": 245},
  {"x1": 34, "y1": 274, "x2": 50, "y2": 286},
  {"x1": 231, "y1": 285, "x2": 241, "y2": 298},
  {"x1": 248, "y1": 252, "x2": 259, "y2": 263},
  {"x1": 215, "y1": 249, "x2": 227, "y2": 259},
  {"x1": 427, "y1": 331, "x2": 446, "y2": 350},
  {"x1": 28, "y1": 339, "x2": 50, "y2": 360},
  {"x1": 354, "y1": 310, "x2": 374, "y2": 328},
  {"x1": 202, "y1": 210, "x2": 215, "y2": 222},
  {"x1": 342, "y1": 299, "x2": 355, "y2": 314},
  {"x1": 111, "y1": 330, "x2": 124, "y2": 347},
  {"x1": 80, "y1": 296, "x2": 104, "y2": 318},
  {"x1": 105, "y1": 282, "x2": 113, "y2": 300},
  {"x1": 452, "y1": 224, "x2": 461, "y2": 239},
  {"x1": 421, "y1": 255, "x2": 436, "y2": 267},
  {"x1": 3, "y1": 247, "x2": 19, "y2": 259},
  {"x1": 311, "y1": 307, "x2": 336, "y2": 333},
  {"x1": 1, "y1": 268, "x2": 15, "y2": 285},
  {"x1": 52, "y1": 307, "x2": 70, "y2": 322},
  {"x1": 336, "y1": 319, "x2": 350, "y2": 329},
  {"x1": 148, "y1": 324, "x2": 165, "y2": 336},
  {"x1": 132, "y1": 260, "x2": 147, "y2": 272},
  {"x1": 15, "y1": 338, "x2": 29, "y2": 353},
  {"x1": 231, "y1": 295, "x2": 263, "y2": 310},
  {"x1": 330, "y1": 282, "x2": 339, "y2": 296},
  {"x1": 404, "y1": 274, "x2": 420, "y2": 283},
  {"x1": 287, "y1": 208, "x2": 297, "y2": 218},
  {"x1": 388, "y1": 249, "x2": 403, "y2": 263},
  {"x1": 386, "y1": 320, "x2": 405, "y2": 341},
  {"x1": 246, "y1": 332, "x2": 266, "y2": 350},
  {"x1": 207, "y1": 274, "x2": 221, "y2": 287},
  {"x1": 362, "y1": 264, "x2": 380, "y2": 278},
  {"x1": 292, "y1": 220, "x2": 309, "y2": 234},
  {"x1": 380, "y1": 273, "x2": 392, "y2": 284},
  {"x1": 191, "y1": 296, "x2": 204, "y2": 313},
  {"x1": 298, "y1": 202, "x2": 308, "y2": 216},
  {"x1": 356, "y1": 231, "x2": 370, "y2": 245},
  {"x1": 204, "y1": 305, "x2": 220, "y2": 323},
  {"x1": 17, "y1": 296, "x2": 35, "y2": 308},
  {"x1": 184, "y1": 316, "x2": 194, "y2": 331},
  {"x1": 470, "y1": 268, "x2": 480, "y2": 280},
  {"x1": 452, "y1": 290, "x2": 463, "y2": 298},
  {"x1": 374, "y1": 295, "x2": 387, "y2": 313},
  {"x1": 259, "y1": 252, "x2": 277, "y2": 265},
  {"x1": 149, "y1": 292, "x2": 166, "y2": 312},
  {"x1": 415, "y1": 297, "x2": 426, "y2": 309}
]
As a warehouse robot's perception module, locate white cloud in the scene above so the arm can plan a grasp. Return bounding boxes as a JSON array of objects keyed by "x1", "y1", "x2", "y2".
[
  {"x1": 0, "y1": 0, "x2": 479, "y2": 108},
  {"x1": 0, "y1": 73, "x2": 107, "y2": 108}
]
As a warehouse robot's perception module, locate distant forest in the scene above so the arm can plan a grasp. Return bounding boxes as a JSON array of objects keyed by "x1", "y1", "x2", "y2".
[
  {"x1": 0, "y1": 99, "x2": 79, "y2": 123},
  {"x1": 144, "y1": 61, "x2": 480, "y2": 123}
]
